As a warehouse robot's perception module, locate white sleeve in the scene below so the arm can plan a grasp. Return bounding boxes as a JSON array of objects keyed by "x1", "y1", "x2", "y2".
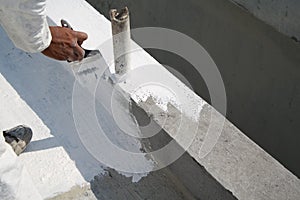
[{"x1": 0, "y1": 0, "x2": 52, "y2": 53}]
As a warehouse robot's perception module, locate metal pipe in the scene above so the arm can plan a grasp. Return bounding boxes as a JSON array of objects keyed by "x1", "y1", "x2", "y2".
[{"x1": 110, "y1": 7, "x2": 131, "y2": 76}]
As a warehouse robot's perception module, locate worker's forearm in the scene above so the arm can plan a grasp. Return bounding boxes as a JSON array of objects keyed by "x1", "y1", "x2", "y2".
[{"x1": 0, "y1": 0, "x2": 51, "y2": 53}]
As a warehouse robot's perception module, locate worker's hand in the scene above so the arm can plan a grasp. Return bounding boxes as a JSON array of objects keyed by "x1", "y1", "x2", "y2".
[{"x1": 42, "y1": 26, "x2": 88, "y2": 62}]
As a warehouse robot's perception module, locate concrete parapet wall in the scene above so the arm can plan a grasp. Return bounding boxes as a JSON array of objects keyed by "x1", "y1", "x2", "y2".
[{"x1": 136, "y1": 91, "x2": 300, "y2": 200}]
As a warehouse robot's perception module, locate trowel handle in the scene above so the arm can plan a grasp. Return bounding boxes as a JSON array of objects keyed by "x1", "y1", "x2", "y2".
[
  {"x1": 60, "y1": 19, "x2": 74, "y2": 62},
  {"x1": 60, "y1": 19, "x2": 73, "y2": 30}
]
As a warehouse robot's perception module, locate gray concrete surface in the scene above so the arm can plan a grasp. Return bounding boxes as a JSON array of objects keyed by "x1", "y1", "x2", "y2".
[
  {"x1": 90, "y1": 163, "x2": 236, "y2": 200},
  {"x1": 229, "y1": 0, "x2": 300, "y2": 41},
  {"x1": 87, "y1": 0, "x2": 300, "y2": 178},
  {"x1": 47, "y1": 185, "x2": 97, "y2": 200}
]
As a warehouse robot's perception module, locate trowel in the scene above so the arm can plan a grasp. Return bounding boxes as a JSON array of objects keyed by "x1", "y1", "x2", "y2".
[
  {"x1": 61, "y1": 7, "x2": 131, "y2": 84},
  {"x1": 61, "y1": 7, "x2": 132, "y2": 93},
  {"x1": 60, "y1": 19, "x2": 112, "y2": 87},
  {"x1": 62, "y1": 14, "x2": 137, "y2": 118}
]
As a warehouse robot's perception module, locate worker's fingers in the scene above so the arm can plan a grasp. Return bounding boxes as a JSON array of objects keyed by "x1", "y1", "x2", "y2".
[
  {"x1": 42, "y1": 47, "x2": 66, "y2": 61},
  {"x1": 75, "y1": 31, "x2": 88, "y2": 46},
  {"x1": 42, "y1": 26, "x2": 87, "y2": 62}
]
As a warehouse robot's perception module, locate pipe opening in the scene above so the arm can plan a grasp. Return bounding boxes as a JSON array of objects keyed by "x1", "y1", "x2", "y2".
[{"x1": 110, "y1": 7, "x2": 129, "y2": 22}]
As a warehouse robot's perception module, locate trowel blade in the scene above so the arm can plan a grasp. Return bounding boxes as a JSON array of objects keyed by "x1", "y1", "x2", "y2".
[
  {"x1": 71, "y1": 50, "x2": 108, "y2": 86},
  {"x1": 84, "y1": 49, "x2": 101, "y2": 59},
  {"x1": 70, "y1": 47, "x2": 142, "y2": 139}
]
